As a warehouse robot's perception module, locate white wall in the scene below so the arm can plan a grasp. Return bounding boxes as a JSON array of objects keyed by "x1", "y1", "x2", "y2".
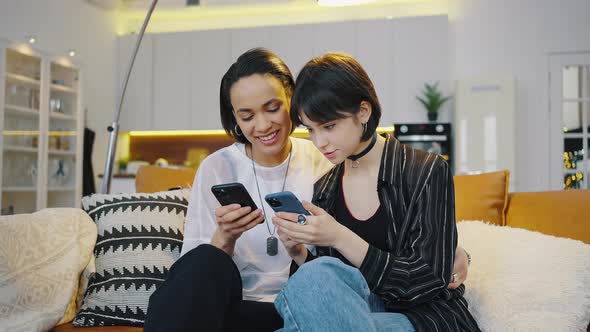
[
  {"x1": 449, "y1": 0, "x2": 590, "y2": 191},
  {"x1": 0, "y1": 0, "x2": 118, "y2": 191}
]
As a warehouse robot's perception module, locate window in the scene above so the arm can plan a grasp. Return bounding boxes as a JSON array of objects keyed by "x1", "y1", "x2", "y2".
[{"x1": 550, "y1": 54, "x2": 590, "y2": 190}]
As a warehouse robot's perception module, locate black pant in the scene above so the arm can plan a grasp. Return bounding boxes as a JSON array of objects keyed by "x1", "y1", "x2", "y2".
[{"x1": 144, "y1": 244, "x2": 283, "y2": 332}]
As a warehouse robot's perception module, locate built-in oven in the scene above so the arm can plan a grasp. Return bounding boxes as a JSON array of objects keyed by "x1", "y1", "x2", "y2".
[{"x1": 393, "y1": 123, "x2": 453, "y2": 172}]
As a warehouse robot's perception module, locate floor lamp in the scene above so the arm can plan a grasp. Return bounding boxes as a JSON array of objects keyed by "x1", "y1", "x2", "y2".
[{"x1": 101, "y1": 0, "x2": 158, "y2": 194}]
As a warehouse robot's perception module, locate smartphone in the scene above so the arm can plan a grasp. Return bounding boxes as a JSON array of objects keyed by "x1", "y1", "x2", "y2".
[
  {"x1": 264, "y1": 191, "x2": 310, "y2": 217},
  {"x1": 211, "y1": 183, "x2": 258, "y2": 211}
]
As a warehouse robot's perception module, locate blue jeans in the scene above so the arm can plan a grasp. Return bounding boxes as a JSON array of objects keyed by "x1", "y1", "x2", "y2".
[{"x1": 274, "y1": 257, "x2": 415, "y2": 332}]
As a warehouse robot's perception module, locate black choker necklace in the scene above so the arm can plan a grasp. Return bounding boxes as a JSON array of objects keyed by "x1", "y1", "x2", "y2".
[{"x1": 348, "y1": 132, "x2": 377, "y2": 168}]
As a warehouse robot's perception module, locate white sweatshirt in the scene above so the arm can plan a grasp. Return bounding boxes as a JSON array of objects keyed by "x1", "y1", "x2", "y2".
[{"x1": 181, "y1": 137, "x2": 333, "y2": 302}]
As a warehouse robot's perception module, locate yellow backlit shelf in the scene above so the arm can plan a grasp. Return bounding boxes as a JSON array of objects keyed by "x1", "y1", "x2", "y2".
[
  {"x1": 5, "y1": 72, "x2": 40, "y2": 87},
  {"x1": 50, "y1": 112, "x2": 77, "y2": 121},
  {"x1": 50, "y1": 83, "x2": 77, "y2": 94},
  {"x1": 5, "y1": 104, "x2": 39, "y2": 117},
  {"x1": 126, "y1": 126, "x2": 395, "y2": 138},
  {"x1": 4, "y1": 145, "x2": 38, "y2": 153},
  {"x1": 2, "y1": 186, "x2": 37, "y2": 193},
  {"x1": 48, "y1": 187, "x2": 75, "y2": 192},
  {"x1": 48, "y1": 149, "x2": 76, "y2": 156}
]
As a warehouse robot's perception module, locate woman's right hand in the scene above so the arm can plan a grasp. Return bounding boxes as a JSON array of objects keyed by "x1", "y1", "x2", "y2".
[
  {"x1": 277, "y1": 220, "x2": 307, "y2": 265},
  {"x1": 276, "y1": 221, "x2": 308, "y2": 265},
  {"x1": 211, "y1": 204, "x2": 264, "y2": 255}
]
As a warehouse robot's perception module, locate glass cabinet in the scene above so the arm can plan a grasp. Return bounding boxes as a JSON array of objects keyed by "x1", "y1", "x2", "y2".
[{"x1": 1, "y1": 42, "x2": 83, "y2": 215}]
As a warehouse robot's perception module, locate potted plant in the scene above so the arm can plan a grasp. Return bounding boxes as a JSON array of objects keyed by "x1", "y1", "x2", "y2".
[
  {"x1": 416, "y1": 82, "x2": 451, "y2": 122},
  {"x1": 116, "y1": 157, "x2": 129, "y2": 174}
]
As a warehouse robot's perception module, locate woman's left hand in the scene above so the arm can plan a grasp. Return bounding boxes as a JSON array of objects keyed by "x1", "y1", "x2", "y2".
[
  {"x1": 272, "y1": 201, "x2": 346, "y2": 248},
  {"x1": 448, "y1": 247, "x2": 469, "y2": 289}
]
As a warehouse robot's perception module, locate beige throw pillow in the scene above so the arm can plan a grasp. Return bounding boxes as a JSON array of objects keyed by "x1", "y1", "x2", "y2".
[{"x1": 0, "y1": 208, "x2": 97, "y2": 332}]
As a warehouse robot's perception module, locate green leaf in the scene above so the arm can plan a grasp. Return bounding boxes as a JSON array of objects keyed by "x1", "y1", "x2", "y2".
[{"x1": 416, "y1": 81, "x2": 451, "y2": 114}]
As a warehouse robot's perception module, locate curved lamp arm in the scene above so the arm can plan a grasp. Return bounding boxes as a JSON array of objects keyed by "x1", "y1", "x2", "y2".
[{"x1": 101, "y1": 0, "x2": 158, "y2": 194}]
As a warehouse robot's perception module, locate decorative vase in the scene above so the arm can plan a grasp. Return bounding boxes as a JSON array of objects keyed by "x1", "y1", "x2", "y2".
[{"x1": 427, "y1": 112, "x2": 438, "y2": 122}]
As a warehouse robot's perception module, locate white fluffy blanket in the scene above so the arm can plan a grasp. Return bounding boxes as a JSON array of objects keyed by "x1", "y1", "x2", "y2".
[
  {"x1": 458, "y1": 221, "x2": 590, "y2": 332},
  {"x1": 0, "y1": 208, "x2": 97, "y2": 332}
]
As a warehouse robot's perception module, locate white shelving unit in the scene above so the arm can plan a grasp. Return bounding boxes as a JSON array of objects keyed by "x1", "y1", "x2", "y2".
[{"x1": 1, "y1": 41, "x2": 83, "y2": 215}]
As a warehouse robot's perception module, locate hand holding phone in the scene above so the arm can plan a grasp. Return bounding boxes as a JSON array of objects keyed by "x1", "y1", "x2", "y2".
[
  {"x1": 269, "y1": 194, "x2": 345, "y2": 252},
  {"x1": 265, "y1": 191, "x2": 310, "y2": 224},
  {"x1": 211, "y1": 183, "x2": 258, "y2": 211},
  {"x1": 211, "y1": 183, "x2": 264, "y2": 245},
  {"x1": 210, "y1": 183, "x2": 264, "y2": 254}
]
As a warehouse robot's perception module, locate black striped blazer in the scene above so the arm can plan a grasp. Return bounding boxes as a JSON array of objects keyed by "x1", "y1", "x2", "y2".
[{"x1": 309, "y1": 134, "x2": 480, "y2": 332}]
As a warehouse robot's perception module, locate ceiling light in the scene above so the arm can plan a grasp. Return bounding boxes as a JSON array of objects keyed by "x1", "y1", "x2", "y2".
[
  {"x1": 68, "y1": 49, "x2": 76, "y2": 57},
  {"x1": 28, "y1": 36, "x2": 36, "y2": 44},
  {"x1": 317, "y1": 0, "x2": 377, "y2": 7}
]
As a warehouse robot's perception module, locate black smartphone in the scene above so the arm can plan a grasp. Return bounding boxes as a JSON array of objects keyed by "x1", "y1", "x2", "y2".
[
  {"x1": 211, "y1": 183, "x2": 258, "y2": 211},
  {"x1": 264, "y1": 191, "x2": 310, "y2": 218}
]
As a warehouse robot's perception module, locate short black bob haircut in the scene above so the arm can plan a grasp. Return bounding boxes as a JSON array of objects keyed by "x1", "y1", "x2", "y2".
[
  {"x1": 290, "y1": 53, "x2": 381, "y2": 142},
  {"x1": 219, "y1": 48, "x2": 296, "y2": 143}
]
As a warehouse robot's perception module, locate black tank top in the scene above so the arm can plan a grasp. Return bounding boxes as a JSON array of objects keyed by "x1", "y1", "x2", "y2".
[{"x1": 332, "y1": 175, "x2": 389, "y2": 266}]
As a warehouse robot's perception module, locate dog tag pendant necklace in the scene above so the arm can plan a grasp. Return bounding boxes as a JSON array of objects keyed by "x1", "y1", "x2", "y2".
[
  {"x1": 251, "y1": 143, "x2": 292, "y2": 256},
  {"x1": 266, "y1": 236, "x2": 279, "y2": 256}
]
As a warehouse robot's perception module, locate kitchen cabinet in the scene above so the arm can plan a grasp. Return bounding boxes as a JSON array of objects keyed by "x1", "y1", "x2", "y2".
[
  {"x1": 116, "y1": 15, "x2": 450, "y2": 130},
  {"x1": 230, "y1": 26, "x2": 272, "y2": 60},
  {"x1": 189, "y1": 29, "x2": 232, "y2": 130},
  {"x1": 356, "y1": 19, "x2": 394, "y2": 125},
  {"x1": 153, "y1": 32, "x2": 192, "y2": 130},
  {"x1": 390, "y1": 15, "x2": 451, "y2": 123},
  {"x1": 312, "y1": 21, "x2": 356, "y2": 57},
  {"x1": 270, "y1": 24, "x2": 314, "y2": 76},
  {"x1": 117, "y1": 34, "x2": 153, "y2": 131}
]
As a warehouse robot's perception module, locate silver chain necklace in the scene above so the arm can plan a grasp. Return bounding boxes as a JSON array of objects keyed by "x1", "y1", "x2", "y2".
[{"x1": 250, "y1": 143, "x2": 292, "y2": 256}]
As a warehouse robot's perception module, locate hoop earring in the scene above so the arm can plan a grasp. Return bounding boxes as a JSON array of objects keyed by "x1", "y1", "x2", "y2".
[{"x1": 235, "y1": 124, "x2": 243, "y2": 137}]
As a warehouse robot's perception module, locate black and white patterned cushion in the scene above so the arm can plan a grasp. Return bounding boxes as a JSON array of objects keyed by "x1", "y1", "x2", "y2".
[{"x1": 73, "y1": 189, "x2": 190, "y2": 327}]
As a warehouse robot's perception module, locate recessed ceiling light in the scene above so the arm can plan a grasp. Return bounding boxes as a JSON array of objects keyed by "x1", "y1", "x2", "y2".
[
  {"x1": 317, "y1": 0, "x2": 377, "y2": 6},
  {"x1": 69, "y1": 49, "x2": 76, "y2": 57},
  {"x1": 28, "y1": 36, "x2": 36, "y2": 44}
]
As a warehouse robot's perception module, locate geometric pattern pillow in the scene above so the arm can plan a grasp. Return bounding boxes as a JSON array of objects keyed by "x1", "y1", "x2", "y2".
[{"x1": 73, "y1": 189, "x2": 190, "y2": 327}]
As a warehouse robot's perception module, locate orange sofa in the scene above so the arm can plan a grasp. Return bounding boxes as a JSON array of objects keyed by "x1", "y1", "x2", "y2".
[
  {"x1": 454, "y1": 169, "x2": 590, "y2": 245},
  {"x1": 51, "y1": 167, "x2": 590, "y2": 332}
]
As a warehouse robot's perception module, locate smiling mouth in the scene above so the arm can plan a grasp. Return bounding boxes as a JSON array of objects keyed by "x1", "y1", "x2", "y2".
[{"x1": 257, "y1": 130, "x2": 279, "y2": 142}]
